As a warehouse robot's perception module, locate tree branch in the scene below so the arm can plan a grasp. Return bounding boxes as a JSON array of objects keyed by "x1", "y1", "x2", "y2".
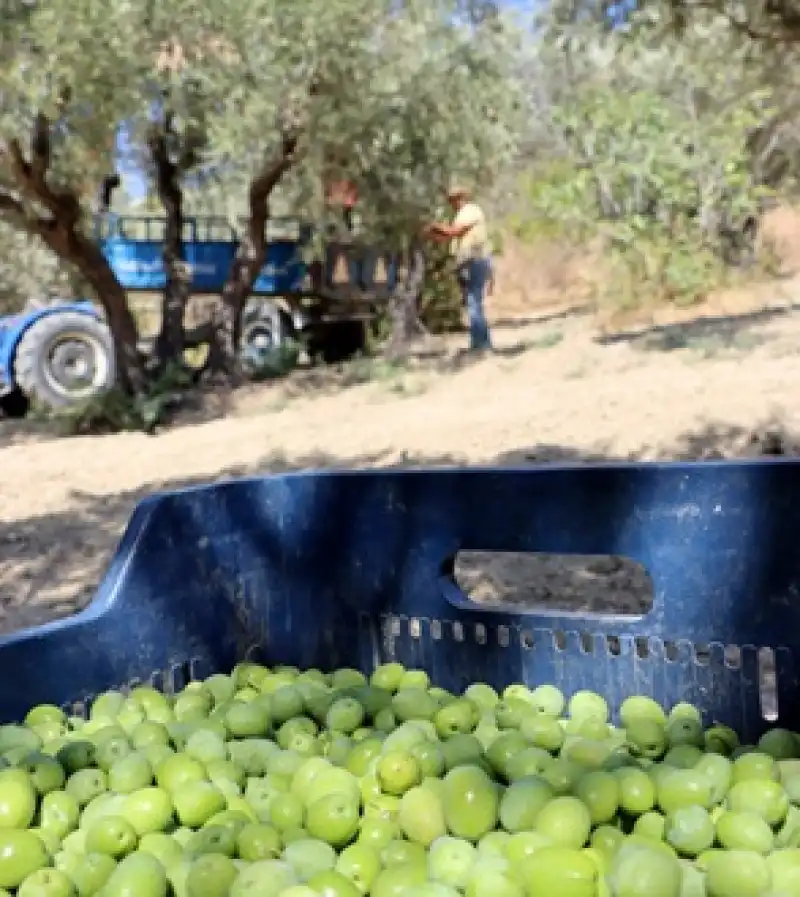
[
  {"x1": 30, "y1": 111, "x2": 50, "y2": 179},
  {"x1": 249, "y1": 135, "x2": 300, "y2": 208},
  {"x1": 0, "y1": 189, "x2": 26, "y2": 219},
  {"x1": 675, "y1": 0, "x2": 800, "y2": 42},
  {"x1": 149, "y1": 104, "x2": 204, "y2": 178},
  {"x1": 148, "y1": 124, "x2": 179, "y2": 202},
  {"x1": 178, "y1": 142, "x2": 202, "y2": 172},
  {"x1": 248, "y1": 71, "x2": 320, "y2": 218},
  {"x1": 0, "y1": 187, "x2": 46, "y2": 238},
  {"x1": 7, "y1": 126, "x2": 81, "y2": 228},
  {"x1": 7, "y1": 138, "x2": 31, "y2": 183},
  {"x1": 99, "y1": 174, "x2": 121, "y2": 212}
]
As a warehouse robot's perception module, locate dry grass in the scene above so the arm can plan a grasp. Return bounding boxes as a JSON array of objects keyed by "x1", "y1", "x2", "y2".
[
  {"x1": 489, "y1": 236, "x2": 604, "y2": 323},
  {"x1": 489, "y1": 204, "x2": 800, "y2": 333}
]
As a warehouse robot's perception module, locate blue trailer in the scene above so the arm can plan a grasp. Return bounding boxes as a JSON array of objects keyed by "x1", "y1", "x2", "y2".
[{"x1": 0, "y1": 215, "x2": 399, "y2": 414}]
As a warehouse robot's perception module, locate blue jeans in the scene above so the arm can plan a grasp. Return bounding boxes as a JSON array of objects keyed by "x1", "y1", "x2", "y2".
[{"x1": 458, "y1": 257, "x2": 492, "y2": 350}]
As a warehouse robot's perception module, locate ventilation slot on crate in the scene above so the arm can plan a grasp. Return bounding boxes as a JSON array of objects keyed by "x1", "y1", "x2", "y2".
[
  {"x1": 243, "y1": 643, "x2": 267, "y2": 664},
  {"x1": 167, "y1": 660, "x2": 194, "y2": 694},
  {"x1": 759, "y1": 647, "x2": 778, "y2": 722},
  {"x1": 723, "y1": 645, "x2": 741, "y2": 669},
  {"x1": 123, "y1": 678, "x2": 143, "y2": 695},
  {"x1": 66, "y1": 698, "x2": 89, "y2": 720}
]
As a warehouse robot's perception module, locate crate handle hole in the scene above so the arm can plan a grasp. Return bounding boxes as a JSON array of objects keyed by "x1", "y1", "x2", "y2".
[{"x1": 447, "y1": 551, "x2": 653, "y2": 618}]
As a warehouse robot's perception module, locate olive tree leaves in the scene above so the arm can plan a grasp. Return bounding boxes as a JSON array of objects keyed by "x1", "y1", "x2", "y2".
[{"x1": 527, "y1": 11, "x2": 784, "y2": 309}]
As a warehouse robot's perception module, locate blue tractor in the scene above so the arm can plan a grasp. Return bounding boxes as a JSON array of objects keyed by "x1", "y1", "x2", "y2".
[{"x1": 0, "y1": 214, "x2": 398, "y2": 415}]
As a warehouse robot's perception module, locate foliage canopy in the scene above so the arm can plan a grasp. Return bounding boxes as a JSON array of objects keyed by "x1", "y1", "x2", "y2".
[{"x1": 0, "y1": 0, "x2": 525, "y2": 388}]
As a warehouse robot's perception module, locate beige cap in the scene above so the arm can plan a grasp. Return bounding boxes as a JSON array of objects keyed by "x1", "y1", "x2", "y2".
[{"x1": 446, "y1": 180, "x2": 472, "y2": 199}]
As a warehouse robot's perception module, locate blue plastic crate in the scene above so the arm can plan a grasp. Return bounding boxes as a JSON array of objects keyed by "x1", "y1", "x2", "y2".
[{"x1": 1, "y1": 462, "x2": 798, "y2": 742}]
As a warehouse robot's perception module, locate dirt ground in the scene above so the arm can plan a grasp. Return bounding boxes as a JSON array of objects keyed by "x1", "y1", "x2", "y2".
[{"x1": 4, "y1": 241, "x2": 800, "y2": 635}]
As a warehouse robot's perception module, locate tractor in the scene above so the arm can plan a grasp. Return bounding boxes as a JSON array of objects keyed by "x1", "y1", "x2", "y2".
[{"x1": 0, "y1": 214, "x2": 398, "y2": 416}]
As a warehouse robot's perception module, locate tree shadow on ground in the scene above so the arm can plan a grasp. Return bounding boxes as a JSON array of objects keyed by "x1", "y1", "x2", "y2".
[
  {"x1": 0, "y1": 448, "x2": 457, "y2": 631},
  {"x1": 498, "y1": 421, "x2": 800, "y2": 466},
  {"x1": 594, "y1": 304, "x2": 800, "y2": 354},
  {"x1": 489, "y1": 303, "x2": 590, "y2": 331},
  {"x1": 246, "y1": 337, "x2": 547, "y2": 405}
]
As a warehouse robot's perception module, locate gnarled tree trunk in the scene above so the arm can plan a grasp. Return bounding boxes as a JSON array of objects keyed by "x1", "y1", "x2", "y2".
[
  {"x1": 207, "y1": 135, "x2": 299, "y2": 375},
  {"x1": 386, "y1": 243, "x2": 427, "y2": 356},
  {"x1": 150, "y1": 125, "x2": 191, "y2": 367},
  {"x1": 0, "y1": 118, "x2": 146, "y2": 395},
  {"x1": 71, "y1": 236, "x2": 145, "y2": 393}
]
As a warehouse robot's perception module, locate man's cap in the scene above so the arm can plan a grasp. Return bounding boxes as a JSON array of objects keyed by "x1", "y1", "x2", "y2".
[{"x1": 446, "y1": 180, "x2": 472, "y2": 199}]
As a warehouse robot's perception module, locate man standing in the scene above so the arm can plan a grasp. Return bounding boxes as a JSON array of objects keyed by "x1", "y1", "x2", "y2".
[{"x1": 425, "y1": 183, "x2": 493, "y2": 352}]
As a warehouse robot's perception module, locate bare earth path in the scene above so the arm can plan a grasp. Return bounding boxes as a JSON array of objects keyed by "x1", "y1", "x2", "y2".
[{"x1": 3, "y1": 296, "x2": 800, "y2": 632}]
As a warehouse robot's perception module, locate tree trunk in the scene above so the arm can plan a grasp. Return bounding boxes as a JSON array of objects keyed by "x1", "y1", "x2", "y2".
[
  {"x1": 150, "y1": 128, "x2": 191, "y2": 367},
  {"x1": 66, "y1": 232, "x2": 146, "y2": 394},
  {"x1": 38, "y1": 219, "x2": 145, "y2": 394},
  {"x1": 206, "y1": 230, "x2": 266, "y2": 375},
  {"x1": 206, "y1": 70, "x2": 322, "y2": 377},
  {"x1": 386, "y1": 245, "x2": 427, "y2": 356},
  {"x1": 207, "y1": 137, "x2": 300, "y2": 376},
  {"x1": 1, "y1": 127, "x2": 146, "y2": 395}
]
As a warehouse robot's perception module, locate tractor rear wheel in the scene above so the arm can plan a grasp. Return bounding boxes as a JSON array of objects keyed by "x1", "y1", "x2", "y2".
[
  {"x1": 13, "y1": 311, "x2": 116, "y2": 410},
  {"x1": 239, "y1": 300, "x2": 300, "y2": 377}
]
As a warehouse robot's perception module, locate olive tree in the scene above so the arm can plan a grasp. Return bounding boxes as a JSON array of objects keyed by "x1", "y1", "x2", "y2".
[
  {"x1": 172, "y1": 0, "x2": 525, "y2": 369},
  {"x1": 0, "y1": 0, "x2": 524, "y2": 394},
  {"x1": 518, "y1": 8, "x2": 789, "y2": 309},
  {"x1": 641, "y1": 0, "x2": 800, "y2": 43}
]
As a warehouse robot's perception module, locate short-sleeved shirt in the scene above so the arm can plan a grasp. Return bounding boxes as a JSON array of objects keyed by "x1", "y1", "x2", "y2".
[{"x1": 451, "y1": 201, "x2": 489, "y2": 264}]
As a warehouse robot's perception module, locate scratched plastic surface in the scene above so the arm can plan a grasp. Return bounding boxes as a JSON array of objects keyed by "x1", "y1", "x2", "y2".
[{"x1": 1, "y1": 462, "x2": 799, "y2": 742}]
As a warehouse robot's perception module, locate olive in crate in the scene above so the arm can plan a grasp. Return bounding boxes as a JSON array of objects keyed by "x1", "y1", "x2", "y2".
[{"x1": 0, "y1": 663, "x2": 796, "y2": 896}]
